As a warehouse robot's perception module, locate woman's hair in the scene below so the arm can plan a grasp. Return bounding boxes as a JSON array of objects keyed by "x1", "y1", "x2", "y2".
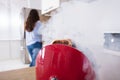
[{"x1": 25, "y1": 9, "x2": 40, "y2": 32}]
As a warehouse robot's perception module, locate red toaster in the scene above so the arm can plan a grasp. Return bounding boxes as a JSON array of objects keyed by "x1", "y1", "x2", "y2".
[{"x1": 36, "y1": 44, "x2": 95, "y2": 80}]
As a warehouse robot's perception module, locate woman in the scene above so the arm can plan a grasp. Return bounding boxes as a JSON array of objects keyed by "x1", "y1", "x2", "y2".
[{"x1": 25, "y1": 9, "x2": 42, "y2": 67}]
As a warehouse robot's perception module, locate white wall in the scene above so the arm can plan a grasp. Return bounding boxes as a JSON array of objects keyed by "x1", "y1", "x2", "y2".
[
  {"x1": 0, "y1": 40, "x2": 21, "y2": 60},
  {"x1": 0, "y1": 0, "x2": 28, "y2": 40},
  {"x1": 0, "y1": 0, "x2": 28, "y2": 60},
  {"x1": 28, "y1": 0, "x2": 41, "y2": 9}
]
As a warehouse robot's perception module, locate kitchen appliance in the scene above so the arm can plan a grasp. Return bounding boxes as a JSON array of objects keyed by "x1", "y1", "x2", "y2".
[{"x1": 36, "y1": 44, "x2": 95, "y2": 80}]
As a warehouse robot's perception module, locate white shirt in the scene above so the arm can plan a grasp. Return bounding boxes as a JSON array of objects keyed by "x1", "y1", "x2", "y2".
[{"x1": 26, "y1": 21, "x2": 42, "y2": 46}]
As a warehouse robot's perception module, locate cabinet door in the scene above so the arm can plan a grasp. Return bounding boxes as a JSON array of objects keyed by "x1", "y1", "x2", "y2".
[{"x1": 41, "y1": 0, "x2": 60, "y2": 14}]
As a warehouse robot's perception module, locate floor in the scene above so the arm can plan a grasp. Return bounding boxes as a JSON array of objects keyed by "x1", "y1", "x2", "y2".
[{"x1": 0, "y1": 59, "x2": 29, "y2": 72}]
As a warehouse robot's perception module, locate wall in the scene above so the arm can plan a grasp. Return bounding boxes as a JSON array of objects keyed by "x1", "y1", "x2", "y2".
[
  {"x1": 29, "y1": 0, "x2": 41, "y2": 9},
  {"x1": 0, "y1": 40, "x2": 21, "y2": 60},
  {"x1": 0, "y1": 0, "x2": 28, "y2": 60}
]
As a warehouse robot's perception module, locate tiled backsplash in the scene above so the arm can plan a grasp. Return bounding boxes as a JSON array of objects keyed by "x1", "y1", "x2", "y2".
[{"x1": 104, "y1": 33, "x2": 120, "y2": 51}]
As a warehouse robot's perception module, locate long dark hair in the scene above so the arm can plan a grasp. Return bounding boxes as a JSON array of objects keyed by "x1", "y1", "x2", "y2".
[{"x1": 25, "y1": 9, "x2": 40, "y2": 32}]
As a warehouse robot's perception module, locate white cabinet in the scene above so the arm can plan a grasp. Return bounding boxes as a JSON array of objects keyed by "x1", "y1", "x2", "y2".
[{"x1": 28, "y1": 0, "x2": 60, "y2": 14}]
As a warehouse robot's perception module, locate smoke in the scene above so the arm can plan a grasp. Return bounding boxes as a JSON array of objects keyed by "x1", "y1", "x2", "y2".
[{"x1": 39, "y1": 0, "x2": 99, "y2": 79}]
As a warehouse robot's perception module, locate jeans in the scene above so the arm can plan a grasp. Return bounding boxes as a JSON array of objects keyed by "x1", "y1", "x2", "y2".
[{"x1": 27, "y1": 42, "x2": 42, "y2": 67}]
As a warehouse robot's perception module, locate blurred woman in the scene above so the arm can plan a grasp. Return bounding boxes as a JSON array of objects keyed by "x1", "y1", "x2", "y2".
[{"x1": 25, "y1": 9, "x2": 42, "y2": 67}]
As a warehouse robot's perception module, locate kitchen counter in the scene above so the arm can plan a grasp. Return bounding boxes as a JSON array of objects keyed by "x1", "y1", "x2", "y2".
[{"x1": 0, "y1": 67, "x2": 35, "y2": 80}]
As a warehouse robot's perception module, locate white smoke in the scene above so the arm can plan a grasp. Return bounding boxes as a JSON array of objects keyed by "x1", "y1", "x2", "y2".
[
  {"x1": 39, "y1": 0, "x2": 100, "y2": 79},
  {"x1": 40, "y1": 0, "x2": 98, "y2": 60},
  {"x1": 37, "y1": 0, "x2": 120, "y2": 79}
]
